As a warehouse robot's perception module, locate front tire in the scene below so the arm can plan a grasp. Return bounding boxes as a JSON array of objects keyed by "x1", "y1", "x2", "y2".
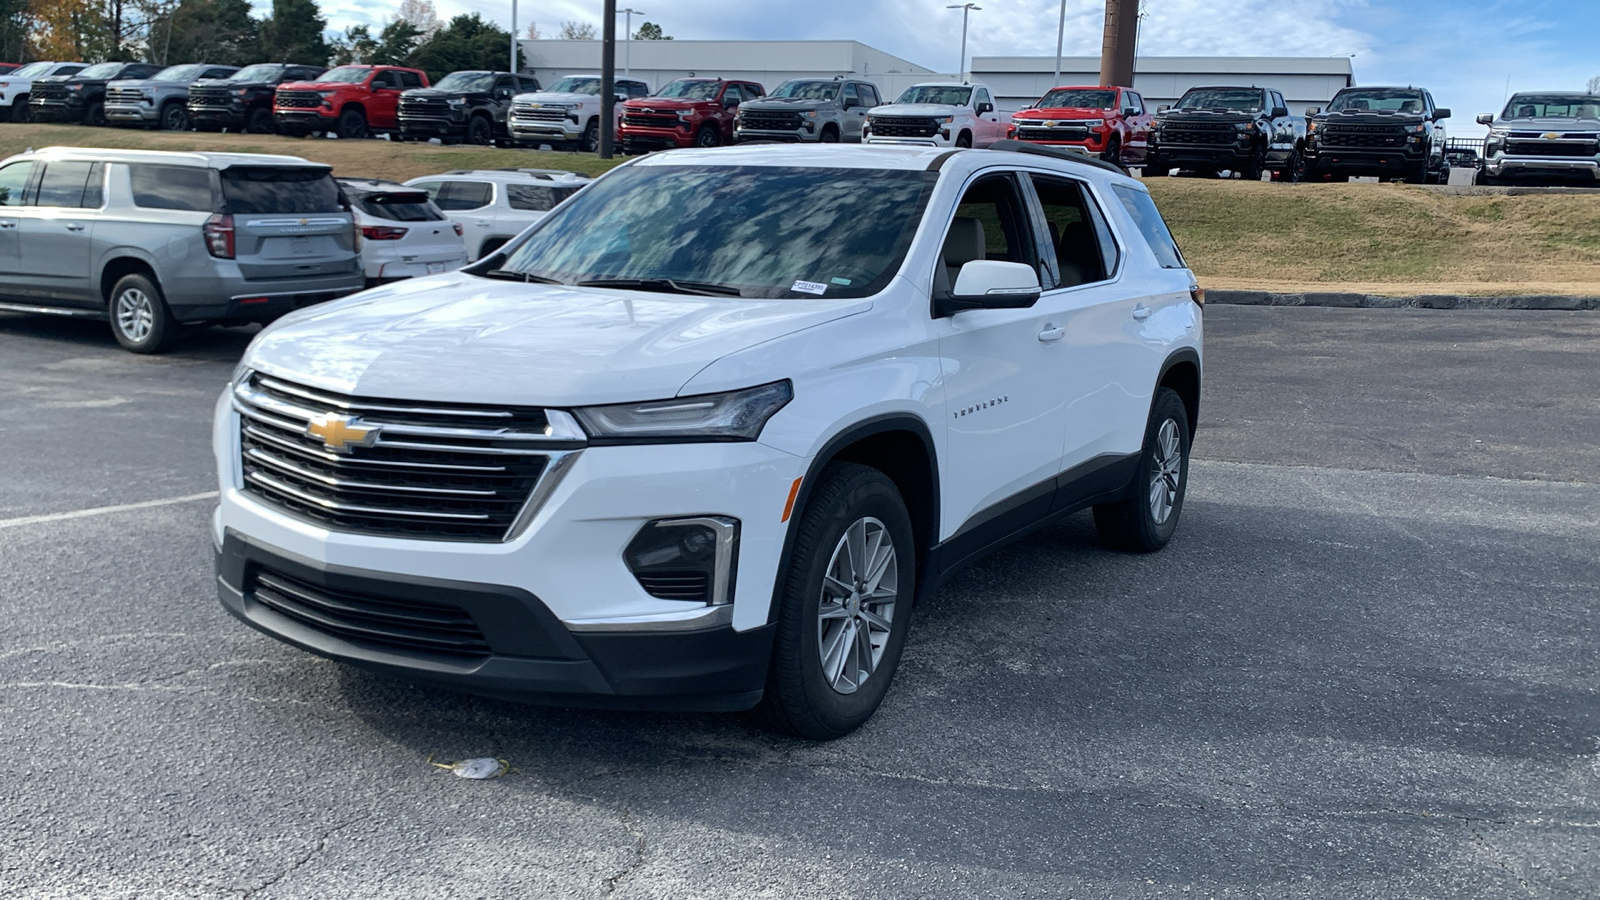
[
  {"x1": 1144, "y1": 153, "x2": 1169, "y2": 176},
  {"x1": 1093, "y1": 387, "x2": 1191, "y2": 553},
  {"x1": 466, "y1": 114, "x2": 493, "y2": 145},
  {"x1": 955, "y1": 131, "x2": 973, "y2": 148},
  {"x1": 580, "y1": 118, "x2": 600, "y2": 153},
  {"x1": 694, "y1": 124, "x2": 720, "y2": 147},
  {"x1": 108, "y1": 273, "x2": 179, "y2": 354},
  {"x1": 159, "y1": 102, "x2": 188, "y2": 131},
  {"x1": 1100, "y1": 135, "x2": 1121, "y2": 164},
  {"x1": 9, "y1": 96, "x2": 28, "y2": 122},
  {"x1": 84, "y1": 101, "x2": 106, "y2": 127},
  {"x1": 246, "y1": 106, "x2": 274, "y2": 134},
  {"x1": 755, "y1": 463, "x2": 916, "y2": 740},
  {"x1": 335, "y1": 107, "x2": 367, "y2": 140}
]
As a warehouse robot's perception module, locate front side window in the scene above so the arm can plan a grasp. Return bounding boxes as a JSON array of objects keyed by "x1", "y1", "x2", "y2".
[
  {"x1": 937, "y1": 174, "x2": 1039, "y2": 290},
  {"x1": 0, "y1": 161, "x2": 34, "y2": 206},
  {"x1": 498, "y1": 165, "x2": 938, "y2": 299},
  {"x1": 35, "y1": 161, "x2": 101, "y2": 209},
  {"x1": 1111, "y1": 185, "x2": 1186, "y2": 269},
  {"x1": 1029, "y1": 174, "x2": 1117, "y2": 288},
  {"x1": 722, "y1": 84, "x2": 743, "y2": 105},
  {"x1": 862, "y1": 85, "x2": 881, "y2": 107},
  {"x1": 129, "y1": 165, "x2": 213, "y2": 211},
  {"x1": 397, "y1": 71, "x2": 425, "y2": 89},
  {"x1": 220, "y1": 167, "x2": 343, "y2": 214},
  {"x1": 626, "y1": 81, "x2": 649, "y2": 98},
  {"x1": 975, "y1": 88, "x2": 992, "y2": 109},
  {"x1": 655, "y1": 80, "x2": 721, "y2": 101}
]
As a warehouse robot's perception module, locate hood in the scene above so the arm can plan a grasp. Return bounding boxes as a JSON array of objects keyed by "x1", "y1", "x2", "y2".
[
  {"x1": 32, "y1": 75, "x2": 74, "y2": 85},
  {"x1": 1313, "y1": 109, "x2": 1426, "y2": 124},
  {"x1": 405, "y1": 87, "x2": 488, "y2": 101},
  {"x1": 1015, "y1": 107, "x2": 1113, "y2": 121},
  {"x1": 742, "y1": 97, "x2": 833, "y2": 113},
  {"x1": 623, "y1": 97, "x2": 706, "y2": 111},
  {"x1": 280, "y1": 80, "x2": 362, "y2": 92},
  {"x1": 108, "y1": 78, "x2": 156, "y2": 90},
  {"x1": 1158, "y1": 107, "x2": 1255, "y2": 122},
  {"x1": 870, "y1": 103, "x2": 964, "y2": 118},
  {"x1": 1493, "y1": 115, "x2": 1600, "y2": 132},
  {"x1": 513, "y1": 91, "x2": 597, "y2": 106},
  {"x1": 244, "y1": 275, "x2": 872, "y2": 407}
]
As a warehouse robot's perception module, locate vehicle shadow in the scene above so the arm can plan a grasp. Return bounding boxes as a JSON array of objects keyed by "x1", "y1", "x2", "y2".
[{"x1": 0, "y1": 312, "x2": 260, "y2": 362}]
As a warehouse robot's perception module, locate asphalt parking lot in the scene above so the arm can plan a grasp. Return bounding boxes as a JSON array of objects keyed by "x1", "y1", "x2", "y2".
[{"x1": 3, "y1": 306, "x2": 1597, "y2": 899}]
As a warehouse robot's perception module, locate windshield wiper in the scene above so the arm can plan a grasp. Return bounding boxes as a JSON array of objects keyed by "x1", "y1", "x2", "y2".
[
  {"x1": 481, "y1": 269, "x2": 564, "y2": 285},
  {"x1": 576, "y1": 278, "x2": 742, "y2": 297}
]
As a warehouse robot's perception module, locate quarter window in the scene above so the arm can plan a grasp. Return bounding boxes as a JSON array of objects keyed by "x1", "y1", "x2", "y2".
[
  {"x1": 431, "y1": 181, "x2": 493, "y2": 210},
  {"x1": 35, "y1": 161, "x2": 102, "y2": 209},
  {"x1": 1029, "y1": 174, "x2": 1118, "y2": 288},
  {"x1": 1111, "y1": 185, "x2": 1187, "y2": 269},
  {"x1": 129, "y1": 164, "x2": 214, "y2": 211},
  {"x1": 0, "y1": 160, "x2": 34, "y2": 206}
]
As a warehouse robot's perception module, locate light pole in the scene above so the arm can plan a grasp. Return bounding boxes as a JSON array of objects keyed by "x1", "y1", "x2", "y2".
[
  {"x1": 947, "y1": 3, "x2": 981, "y2": 81},
  {"x1": 1052, "y1": 0, "x2": 1066, "y2": 86},
  {"x1": 619, "y1": 8, "x2": 644, "y2": 78}
]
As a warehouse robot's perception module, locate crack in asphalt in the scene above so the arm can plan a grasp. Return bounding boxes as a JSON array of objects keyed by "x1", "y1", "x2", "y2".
[
  {"x1": 601, "y1": 806, "x2": 647, "y2": 898},
  {"x1": 236, "y1": 820, "x2": 358, "y2": 899}
]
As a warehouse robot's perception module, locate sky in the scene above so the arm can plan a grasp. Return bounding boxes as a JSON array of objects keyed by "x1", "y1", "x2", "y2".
[{"x1": 296, "y1": 0, "x2": 1600, "y2": 135}]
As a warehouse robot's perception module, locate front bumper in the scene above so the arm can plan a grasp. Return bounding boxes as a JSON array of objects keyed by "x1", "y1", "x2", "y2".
[
  {"x1": 864, "y1": 135, "x2": 953, "y2": 148},
  {"x1": 620, "y1": 125, "x2": 695, "y2": 150},
  {"x1": 510, "y1": 120, "x2": 584, "y2": 144},
  {"x1": 274, "y1": 109, "x2": 338, "y2": 131},
  {"x1": 189, "y1": 105, "x2": 247, "y2": 127},
  {"x1": 399, "y1": 116, "x2": 467, "y2": 139},
  {"x1": 365, "y1": 246, "x2": 468, "y2": 281},
  {"x1": 167, "y1": 266, "x2": 365, "y2": 323},
  {"x1": 1483, "y1": 154, "x2": 1600, "y2": 179},
  {"x1": 28, "y1": 100, "x2": 84, "y2": 122},
  {"x1": 1150, "y1": 140, "x2": 1254, "y2": 167},
  {"x1": 734, "y1": 128, "x2": 812, "y2": 144},
  {"x1": 104, "y1": 103, "x2": 159, "y2": 126},
  {"x1": 1305, "y1": 143, "x2": 1426, "y2": 173}
]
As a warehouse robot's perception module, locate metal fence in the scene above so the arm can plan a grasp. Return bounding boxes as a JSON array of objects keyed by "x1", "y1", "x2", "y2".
[{"x1": 1446, "y1": 137, "x2": 1486, "y2": 165}]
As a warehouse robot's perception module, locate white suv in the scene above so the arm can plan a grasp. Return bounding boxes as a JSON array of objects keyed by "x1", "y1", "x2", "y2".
[
  {"x1": 403, "y1": 168, "x2": 591, "y2": 262},
  {"x1": 213, "y1": 143, "x2": 1203, "y2": 738}
]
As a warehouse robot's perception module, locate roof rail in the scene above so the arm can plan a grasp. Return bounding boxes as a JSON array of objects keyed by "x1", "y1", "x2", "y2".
[{"x1": 986, "y1": 140, "x2": 1128, "y2": 176}]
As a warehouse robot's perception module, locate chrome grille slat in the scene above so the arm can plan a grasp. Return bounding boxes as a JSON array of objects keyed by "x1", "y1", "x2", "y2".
[
  {"x1": 244, "y1": 449, "x2": 501, "y2": 497},
  {"x1": 245, "y1": 472, "x2": 493, "y2": 521},
  {"x1": 255, "y1": 374, "x2": 517, "y2": 419},
  {"x1": 242, "y1": 424, "x2": 508, "y2": 473}
]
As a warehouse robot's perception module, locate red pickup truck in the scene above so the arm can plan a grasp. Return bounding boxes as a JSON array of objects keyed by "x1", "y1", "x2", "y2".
[
  {"x1": 618, "y1": 78, "x2": 765, "y2": 152},
  {"x1": 274, "y1": 65, "x2": 429, "y2": 139},
  {"x1": 1008, "y1": 84, "x2": 1152, "y2": 167}
]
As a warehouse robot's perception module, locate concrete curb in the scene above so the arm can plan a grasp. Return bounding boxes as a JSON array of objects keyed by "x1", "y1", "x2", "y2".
[{"x1": 1207, "y1": 290, "x2": 1600, "y2": 311}]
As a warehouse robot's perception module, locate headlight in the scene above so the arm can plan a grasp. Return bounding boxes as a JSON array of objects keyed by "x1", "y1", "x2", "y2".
[
  {"x1": 232, "y1": 88, "x2": 248, "y2": 96},
  {"x1": 1080, "y1": 118, "x2": 1104, "y2": 128},
  {"x1": 1406, "y1": 123, "x2": 1426, "y2": 133},
  {"x1": 941, "y1": 116, "x2": 954, "y2": 124},
  {"x1": 447, "y1": 98, "x2": 465, "y2": 108},
  {"x1": 1488, "y1": 127, "x2": 1508, "y2": 138},
  {"x1": 67, "y1": 83, "x2": 83, "y2": 92},
  {"x1": 570, "y1": 101, "x2": 584, "y2": 110},
  {"x1": 230, "y1": 363, "x2": 251, "y2": 387},
  {"x1": 572, "y1": 381, "x2": 793, "y2": 443},
  {"x1": 677, "y1": 109, "x2": 694, "y2": 119},
  {"x1": 806, "y1": 110, "x2": 817, "y2": 118}
]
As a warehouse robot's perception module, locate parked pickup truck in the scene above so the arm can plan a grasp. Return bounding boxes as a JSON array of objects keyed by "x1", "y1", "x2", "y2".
[
  {"x1": 398, "y1": 70, "x2": 540, "y2": 145},
  {"x1": 618, "y1": 78, "x2": 764, "y2": 152},
  {"x1": 864, "y1": 82, "x2": 1008, "y2": 149},
  {"x1": 1303, "y1": 86, "x2": 1450, "y2": 183},
  {"x1": 733, "y1": 77, "x2": 883, "y2": 144},
  {"x1": 189, "y1": 63, "x2": 328, "y2": 133},
  {"x1": 105, "y1": 63, "x2": 239, "y2": 131},
  {"x1": 30, "y1": 61, "x2": 164, "y2": 126},
  {"x1": 1147, "y1": 86, "x2": 1305, "y2": 179},
  {"x1": 0, "y1": 61, "x2": 86, "y2": 122},
  {"x1": 274, "y1": 65, "x2": 429, "y2": 139},
  {"x1": 1008, "y1": 84, "x2": 1151, "y2": 166},
  {"x1": 1474, "y1": 91, "x2": 1600, "y2": 186},
  {"x1": 510, "y1": 74, "x2": 651, "y2": 152}
]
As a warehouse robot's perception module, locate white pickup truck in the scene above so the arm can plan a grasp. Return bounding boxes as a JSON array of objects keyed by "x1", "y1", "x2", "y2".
[{"x1": 864, "y1": 81, "x2": 1010, "y2": 149}]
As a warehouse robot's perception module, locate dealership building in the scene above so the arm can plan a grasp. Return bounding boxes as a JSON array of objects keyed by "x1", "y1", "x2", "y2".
[{"x1": 518, "y1": 39, "x2": 1355, "y2": 115}]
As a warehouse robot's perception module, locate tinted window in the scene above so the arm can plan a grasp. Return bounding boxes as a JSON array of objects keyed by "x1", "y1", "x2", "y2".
[
  {"x1": 0, "y1": 161, "x2": 33, "y2": 206},
  {"x1": 506, "y1": 184, "x2": 581, "y2": 211},
  {"x1": 626, "y1": 82, "x2": 649, "y2": 98},
  {"x1": 744, "y1": 84, "x2": 763, "y2": 98},
  {"x1": 722, "y1": 84, "x2": 743, "y2": 105},
  {"x1": 220, "y1": 167, "x2": 342, "y2": 214},
  {"x1": 35, "y1": 161, "x2": 101, "y2": 208},
  {"x1": 204, "y1": 68, "x2": 237, "y2": 80},
  {"x1": 518, "y1": 76, "x2": 540, "y2": 93},
  {"x1": 355, "y1": 191, "x2": 443, "y2": 222},
  {"x1": 129, "y1": 165, "x2": 214, "y2": 211},
  {"x1": 1111, "y1": 185, "x2": 1186, "y2": 269},
  {"x1": 500, "y1": 165, "x2": 939, "y2": 299},
  {"x1": 1029, "y1": 174, "x2": 1116, "y2": 288},
  {"x1": 436, "y1": 181, "x2": 492, "y2": 210},
  {"x1": 862, "y1": 85, "x2": 881, "y2": 107},
  {"x1": 399, "y1": 71, "x2": 425, "y2": 89}
]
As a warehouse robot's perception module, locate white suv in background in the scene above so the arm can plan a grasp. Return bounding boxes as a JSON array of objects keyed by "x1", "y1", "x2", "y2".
[
  {"x1": 337, "y1": 178, "x2": 467, "y2": 285},
  {"x1": 213, "y1": 143, "x2": 1202, "y2": 738},
  {"x1": 403, "y1": 168, "x2": 591, "y2": 261},
  {"x1": 0, "y1": 62, "x2": 87, "y2": 122}
]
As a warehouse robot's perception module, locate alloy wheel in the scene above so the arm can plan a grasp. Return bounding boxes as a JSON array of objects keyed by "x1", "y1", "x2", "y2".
[
  {"x1": 816, "y1": 516, "x2": 899, "y2": 695},
  {"x1": 115, "y1": 288, "x2": 155, "y2": 343},
  {"x1": 1148, "y1": 418, "x2": 1183, "y2": 525}
]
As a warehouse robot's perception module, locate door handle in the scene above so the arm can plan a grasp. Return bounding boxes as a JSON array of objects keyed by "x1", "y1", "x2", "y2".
[
  {"x1": 65, "y1": 223, "x2": 85, "y2": 231},
  {"x1": 0, "y1": 220, "x2": 15, "y2": 229},
  {"x1": 1132, "y1": 304, "x2": 1153, "y2": 320},
  {"x1": 1038, "y1": 324, "x2": 1065, "y2": 342}
]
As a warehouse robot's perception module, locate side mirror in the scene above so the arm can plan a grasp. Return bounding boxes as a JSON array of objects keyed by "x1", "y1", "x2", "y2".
[
  {"x1": 1270, "y1": 106, "x2": 1289, "y2": 119},
  {"x1": 1305, "y1": 106, "x2": 1320, "y2": 116},
  {"x1": 1475, "y1": 113, "x2": 1494, "y2": 125},
  {"x1": 1122, "y1": 107, "x2": 1138, "y2": 117},
  {"x1": 939, "y1": 261, "x2": 1042, "y2": 316},
  {"x1": 1433, "y1": 108, "x2": 1450, "y2": 120},
  {"x1": 1156, "y1": 104, "x2": 1170, "y2": 113},
  {"x1": 615, "y1": 92, "x2": 627, "y2": 102},
  {"x1": 976, "y1": 102, "x2": 994, "y2": 114},
  {"x1": 842, "y1": 97, "x2": 857, "y2": 110}
]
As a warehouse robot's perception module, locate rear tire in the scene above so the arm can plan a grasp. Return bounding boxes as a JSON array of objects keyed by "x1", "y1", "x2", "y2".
[
  {"x1": 1093, "y1": 387, "x2": 1191, "y2": 553},
  {"x1": 754, "y1": 462, "x2": 917, "y2": 740},
  {"x1": 108, "y1": 273, "x2": 179, "y2": 354}
]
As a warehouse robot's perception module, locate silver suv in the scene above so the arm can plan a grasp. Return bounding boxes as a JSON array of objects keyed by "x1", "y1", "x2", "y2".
[
  {"x1": 0, "y1": 147, "x2": 364, "y2": 353},
  {"x1": 734, "y1": 78, "x2": 882, "y2": 144}
]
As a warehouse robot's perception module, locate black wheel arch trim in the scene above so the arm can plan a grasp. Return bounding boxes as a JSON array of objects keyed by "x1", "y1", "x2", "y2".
[{"x1": 1156, "y1": 346, "x2": 1203, "y2": 436}]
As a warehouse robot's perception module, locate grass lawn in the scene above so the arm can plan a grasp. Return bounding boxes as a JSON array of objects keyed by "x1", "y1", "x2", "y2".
[{"x1": 5, "y1": 125, "x2": 1597, "y2": 295}]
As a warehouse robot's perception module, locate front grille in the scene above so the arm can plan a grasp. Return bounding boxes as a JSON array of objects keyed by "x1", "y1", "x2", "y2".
[
  {"x1": 869, "y1": 116, "x2": 941, "y2": 138},
  {"x1": 276, "y1": 91, "x2": 320, "y2": 109},
  {"x1": 106, "y1": 87, "x2": 144, "y2": 105},
  {"x1": 1319, "y1": 123, "x2": 1409, "y2": 148},
  {"x1": 400, "y1": 97, "x2": 449, "y2": 117},
  {"x1": 1160, "y1": 123, "x2": 1239, "y2": 145},
  {"x1": 31, "y1": 83, "x2": 68, "y2": 101},
  {"x1": 233, "y1": 373, "x2": 583, "y2": 542},
  {"x1": 1017, "y1": 125, "x2": 1090, "y2": 142},
  {"x1": 189, "y1": 86, "x2": 231, "y2": 108},
  {"x1": 636, "y1": 572, "x2": 711, "y2": 602},
  {"x1": 513, "y1": 105, "x2": 568, "y2": 123},
  {"x1": 248, "y1": 565, "x2": 492, "y2": 659},
  {"x1": 623, "y1": 112, "x2": 679, "y2": 128},
  {"x1": 1505, "y1": 140, "x2": 1598, "y2": 157},
  {"x1": 740, "y1": 110, "x2": 803, "y2": 130}
]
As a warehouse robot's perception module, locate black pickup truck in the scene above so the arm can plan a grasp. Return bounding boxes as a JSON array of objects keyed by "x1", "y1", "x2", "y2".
[
  {"x1": 1146, "y1": 85, "x2": 1306, "y2": 180},
  {"x1": 1303, "y1": 86, "x2": 1451, "y2": 183},
  {"x1": 398, "y1": 71, "x2": 539, "y2": 145},
  {"x1": 29, "y1": 61, "x2": 164, "y2": 125},
  {"x1": 187, "y1": 63, "x2": 328, "y2": 133}
]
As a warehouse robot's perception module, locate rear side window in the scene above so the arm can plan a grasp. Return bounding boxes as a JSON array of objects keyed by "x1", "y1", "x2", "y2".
[
  {"x1": 0, "y1": 161, "x2": 33, "y2": 206},
  {"x1": 129, "y1": 165, "x2": 215, "y2": 211},
  {"x1": 1111, "y1": 185, "x2": 1186, "y2": 269},
  {"x1": 357, "y1": 192, "x2": 443, "y2": 222},
  {"x1": 506, "y1": 184, "x2": 581, "y2": 211},
  {"x1": 1029, "y1": 174, "x2": 1118, "y2": 288},
  {"x1": 221, "y1": 167, "x2": 343, "y2": 214},
  {"x1": 396, "y1": 71, "x2": 424, "y2": 89},
  {"x1": 35, "y1": 161, "x2": 102, "y2": 208}
]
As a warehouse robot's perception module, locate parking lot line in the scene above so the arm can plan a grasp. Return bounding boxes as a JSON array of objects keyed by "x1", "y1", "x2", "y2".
[{"x1": 0, "y1": 491, "x2": 219, "y2": 530}]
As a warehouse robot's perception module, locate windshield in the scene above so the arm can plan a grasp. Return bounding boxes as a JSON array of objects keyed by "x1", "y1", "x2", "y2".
[
  {"x1": 770, "y1": 81, "x2": 838, "y2": 101},
  {"x1": 655, "y1": 80, "x2": 720, "y2": 100},
  {"x1": 151, "y1": 64, "x2": 203, "y2": 83},
  {"x1": 547, "y1": 76, "x2": 601, "y2": 94},
  {"x1": 896, "y1": 85, "x2": 971, "y2": 106},
  {"x1": 77, "y1": 62, "x2": 126, "y2": 80},
  {"x1": 13, "y1": 62, "x2": 54, "y2": 78},
  {"x1": 497, "y1": 165, "x2": 937, "y2": 299},
  {"x1": 1036, "y1": 88, "x2": 1116, "y2": 110},
  {"x1": 1175, "y1": 89, "x2": 1264, "y2": 112},
  {"x1": 434, "y1": 72, "x2": 495, "y2": 92},
  {"x1": 318, "y1": 67, "x2": 371, "y2": 84},
  {"x1": 1328, "y1": 89, "x2": 1426, "y2": 113},
  {"x1": 229, "y1": 64, "x2": 283, "y2": 82},
  {"x1": 1501, "y1": 95, "x2": 1600, "y2": 119}
]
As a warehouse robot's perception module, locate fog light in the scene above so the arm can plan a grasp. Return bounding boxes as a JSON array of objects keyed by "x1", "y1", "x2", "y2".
[{"x1": 624, "y1": 517, "x2": 739, "y2": 604}]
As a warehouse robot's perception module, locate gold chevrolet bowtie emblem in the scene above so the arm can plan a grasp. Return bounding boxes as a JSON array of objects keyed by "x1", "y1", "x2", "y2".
[
  {"x1": 307, "y1": 414, "x2": 378, "y2": 453},
  {"x1": 1542, "y1": 132, "x2": 1561, "y2": 140}
]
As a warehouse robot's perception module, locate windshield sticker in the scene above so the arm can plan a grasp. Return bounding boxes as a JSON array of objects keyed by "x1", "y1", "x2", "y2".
[
  {"x1": 791, "y1": 280, "x2": 828, "y2": 296},
  {"x1": 830, "y1": 277, "x2": 853, "y2": 286}
]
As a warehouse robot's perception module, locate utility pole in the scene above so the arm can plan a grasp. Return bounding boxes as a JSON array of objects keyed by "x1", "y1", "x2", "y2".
[
  {"x1": 1052, "y1": 0, "x2": 1067, "y2": 86},
  {"x1": 600, "y1": 0, "x2": 617, "y2": 159},
  {"x1": 619, "y1": 8, "x2": 643, "y2": 78},
  {"x1": 946, "y1": 3, "x2": 981, "y2": 81},
  {"x1": 1099, "y1": 0, "x2": 1138, "y2": 87},
  {"x1": 510, "y1": 0, "x2": 518, "y2": 73}
]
